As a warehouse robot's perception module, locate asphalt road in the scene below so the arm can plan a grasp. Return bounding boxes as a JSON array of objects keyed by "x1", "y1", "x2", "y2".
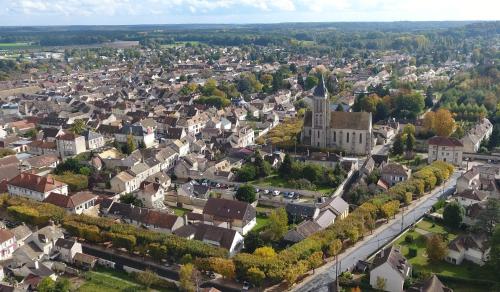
[{"x1": 292, "y1": 171, "x2": 460, "y2": 292}]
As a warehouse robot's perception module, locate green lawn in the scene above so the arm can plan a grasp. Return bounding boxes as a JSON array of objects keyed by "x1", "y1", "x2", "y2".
[
  {"x1": 254, "y1": 215, "x2": 271, "y2": 232},
  {"x1": 394, "y1": 219, "x2": 495, "y2": 281},
  {"x1": 78, "y1": 268, "x2": 146, "y2": 292},
  {"x1": 169, "y1": 206, "x2": 191, "y2": 216},
  {"x1": 0, "y1": 42, "x2": 33, "y2": 48}
]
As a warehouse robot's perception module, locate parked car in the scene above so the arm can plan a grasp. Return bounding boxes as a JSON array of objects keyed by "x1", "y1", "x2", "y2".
[
  {"x1": 242, "y1": 281, "x2": 250, "y2": 291},
  {"x1": 263, "y1": 189, "x2": 270, "y2": 194},
  {"x1": 273, "y1": 190, "x2": 280, "y2": 196}
]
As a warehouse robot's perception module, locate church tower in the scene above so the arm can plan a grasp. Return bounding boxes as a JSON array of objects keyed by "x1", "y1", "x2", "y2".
[{"x1": 311, "y1": 75, "x2": 330, "y2": 148}]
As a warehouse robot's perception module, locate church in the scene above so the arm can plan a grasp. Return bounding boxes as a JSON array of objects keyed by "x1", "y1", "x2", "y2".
[{"x1": 301, "y1": 76, "x2": 373, "y2": 155}]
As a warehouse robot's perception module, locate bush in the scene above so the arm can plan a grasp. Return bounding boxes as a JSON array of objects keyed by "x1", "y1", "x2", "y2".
[
  {"x1": 408, "y1": 247, "x2": 417, "y2": 258},
  {"x1": 405, "y1": 235, "x2": 414, "y2": 244}
]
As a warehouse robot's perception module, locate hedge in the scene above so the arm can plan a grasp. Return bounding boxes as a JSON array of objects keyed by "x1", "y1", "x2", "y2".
[{"x1": 230, "y1": 161, "x2": 454, "y2": 284}]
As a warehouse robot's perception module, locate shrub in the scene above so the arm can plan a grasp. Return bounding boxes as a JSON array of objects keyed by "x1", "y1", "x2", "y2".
[
  {"x1": 408, "y1": 247, "x2": 417, "y2": 258},
  {"x1": 405, "y1": 235, "x2": 414, "y2": 244}
]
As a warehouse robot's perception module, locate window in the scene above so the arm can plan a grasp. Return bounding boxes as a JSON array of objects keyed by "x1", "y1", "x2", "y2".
[
  {"x1": 333, "y1": 131, "x2": 336, "y2": 142},
  {"x1": 346, "y1": 133, "x2": 350, "y2": 143},
  {"x1": 359, "y1": 133, "x2": 362, "y2": 144}
]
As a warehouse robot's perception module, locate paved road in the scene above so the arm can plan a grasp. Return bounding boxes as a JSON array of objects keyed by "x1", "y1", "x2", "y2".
[{"x1": 291, "y1": 171, "x2": 460, "y2": 292}]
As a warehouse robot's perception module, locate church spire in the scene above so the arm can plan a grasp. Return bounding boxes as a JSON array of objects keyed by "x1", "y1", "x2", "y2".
[{"x1": 313, "y1": 75, "x2": 328, "y2": 99}]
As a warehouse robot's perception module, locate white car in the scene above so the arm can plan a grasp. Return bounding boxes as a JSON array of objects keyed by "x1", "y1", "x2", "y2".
[
  {"x1": 263, "y1": 189, "x2": 270, "y2": 194},
  {"x1": 272, "y1": 190, "x2": 280, "y2": 196}
]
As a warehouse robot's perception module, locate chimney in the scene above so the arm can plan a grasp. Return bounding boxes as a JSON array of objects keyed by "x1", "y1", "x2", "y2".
[{"x1": 34, "y1": 261, "x2": 39, "y2": 269}]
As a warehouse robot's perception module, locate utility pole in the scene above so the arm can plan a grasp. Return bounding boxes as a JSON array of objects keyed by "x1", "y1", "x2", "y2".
[
  {"x1": 401, "y1": 210, "x2": 405, "y2": 232},
  {"x1": 335, "y1": 255, "x2": 339, "y2": 292}
]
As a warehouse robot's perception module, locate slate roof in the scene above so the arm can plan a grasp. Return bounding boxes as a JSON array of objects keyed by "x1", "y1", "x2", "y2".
[
  {"x1": 330, "y1": 111, "x2": 371, "y2": 131},
  {"x1": 372, "y1": 245, "x2": 411, "y2": 278},
  {"x1": 313, "y1": 75, "x2": 328, "y2": 97},
  {"x1": 286, "y1": 202, "x2": 318, "y2": 220},
  {"x1": 43, "y1": 191, "x2": 96, "y2": 209},
  {"x1": 203, "y1": 198, "x2": 256, "y2": 223}
]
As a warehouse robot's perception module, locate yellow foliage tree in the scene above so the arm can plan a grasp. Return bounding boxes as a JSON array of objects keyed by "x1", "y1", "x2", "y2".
[{"x1": 434, "y1": 109, "x2": 455, "y2": 136}]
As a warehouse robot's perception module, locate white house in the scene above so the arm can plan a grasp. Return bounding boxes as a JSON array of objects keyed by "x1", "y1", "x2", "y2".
[
  {"x1": 55, "y1": 132, "x2": 86, "y2": 158},
  {"x1": 446, "y1": 233, "x2": 490, "y2": 266},
  {"x1": 202, "y1": 198, "x2": 257, "y2": 235},
  {"x1": 53, "y1": 238, "x2": 82, "y2": 263},
  {"x1": 370, "y1": 246, "x2": 411, "y2": 292},
  {"x1": 84, "y1": 130, "x2": 105, "y2": 150},
  {"x1": 427, "y1": 136, "x2": 463, "y2": 166},
  {"x1": 461, "y1": 118, "x2": 493, "y2": 153},
  {"x1": 7, "y1": 173, "x2": 68, "y2": 201},
  {"x1": 136, "y1": 181, "x2": 166, "y2": 209},
  {"x1": 43, "y1": 191, "x2": 98, "y2": 214},
  {"x1": 0, "y1": 229, "x2": 17, "y2": 260}
]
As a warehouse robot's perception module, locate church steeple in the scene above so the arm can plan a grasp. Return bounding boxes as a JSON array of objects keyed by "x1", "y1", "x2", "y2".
[{"x1": 313, "y1": 75, "x2": 328, "y2": 99}]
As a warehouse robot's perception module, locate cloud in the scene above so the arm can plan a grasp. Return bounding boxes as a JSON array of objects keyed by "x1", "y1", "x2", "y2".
[{"x1": 0, "y1": 0, "x2": 498, "y2": 25}]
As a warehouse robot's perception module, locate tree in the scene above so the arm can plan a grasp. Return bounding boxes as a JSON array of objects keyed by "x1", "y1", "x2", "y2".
[
  {"x1": 125, "y1": 134, "x2": 136, "y2": 154},
  {"x1": 305, "y1": 75, "x2": 319, "y2": 90},
  {"x1": 443, "y1": 202, "x2": 465, "y2": 229},
  {"x1": 135, "y1": 269, "x2": 159, "y2": 288},
  {"x1": 425, "y1": 86, "x2": 434, "y2": 108},
  {"x1": 279, "y1": 154, "x2": 293, "y2": 177},
  {"x1": 268, "y1": 207, "x2": 288, "y2": 241},
  {"x1": 38, "y1": 277, "x2": 71, "y2": 292},
  {"x1": 254, "y1": 246, "x2": 277, "y2": 258},
  {"x1": 474, "y1": 198, "x2": 500, "y2": 234},
  {"x1": 423, "y1": 111, "x2": 435, "y2": 132},
  {"x1": 0, "y1": 148, "x2": 15, "y2": 158},
  {"x1": 70, "y1": 119, "x2": 86, "y2": 135},
  {"x1": 308, "y1": 251, "x2": 324, "y2": 274},
  {"x1": 491, "y1": 225, "x2": 500, "y2": 270},
  {"x1": 434, "y1": 109, "x2": 455, "y2": 137},
  {"x1": 381, "y1": 200, "x2": 400, "y2": 220},
  {"x1": 392, "y1": 134, "x2": 404, "y2": 156},
  {"x1": 405, "y1": 133, "x2": 415, "y2": 154},
  {"x1": 180, "y1": 264, "x2": 197, "y2": 292},
  {"x1": 328, "y1": 239, "x2": 342, "y2": 257},
  {"x1": 235, "y1": 184, "x2": 256, "y2": 203},
  {"x1": 244, "y1": 231, "x2": 264, "y2": 253},
  {"x1": 254, "y1": 152, "x2": 271, "y2": 178},
  {"x1": 247, "y1": 267, "x2": 265, "y2": 288},
  {"x1": 374, "y1": 102, "x2": 389, "y2": 122},
  {"x1": 426, "y1": 234, "x2": 447, "y2": 262}
]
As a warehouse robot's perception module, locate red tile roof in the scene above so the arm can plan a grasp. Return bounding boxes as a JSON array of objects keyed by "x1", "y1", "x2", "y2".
[
  {"x1": 8, "y1": 172, "x2": 66, "y2": 193},
  {"x1": 428, "y1": 136, "x2": 463, "y2": 147}
]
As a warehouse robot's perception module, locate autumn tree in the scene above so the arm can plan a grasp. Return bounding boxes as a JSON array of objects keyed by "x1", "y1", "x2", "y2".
[
  {"x1": 426, "y1": 234, "x2": 447, "y2": 262},
  {"x1": 135, "y1": 269, "x2": 159, "y2": 289},
  {"x1": 381, "y1": 200, "x2": 400, "y2": 220},
  {"x1": 247, "y1": 266, "x2": 266, "y2": 288},
  {"x1": 434, "y1": 109, "x2": 455, "y2": 137},
  {"x1": 328, "y1": 239, "x2": 342, "y2": 257},
  {"x1": 307, "y1": 251, "x2": 324, "y2": 274},
  {"x1": 179, "y1": 264, "x2": 197, "y2": 292},
  {"x1": 268, "y1": 207, "x2": 288, "y2": 241},
  {"x1": 423, "y1": 111, "x2": 435, "y2": 132}
]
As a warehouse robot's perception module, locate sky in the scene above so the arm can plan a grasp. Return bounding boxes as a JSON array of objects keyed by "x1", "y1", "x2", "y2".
[{"x1": 0, "y1": 0, "x2": 498, "y2": 26}]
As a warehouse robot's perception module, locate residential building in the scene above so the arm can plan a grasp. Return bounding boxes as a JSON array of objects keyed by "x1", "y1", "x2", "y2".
[
  {"x1": 83, "y1": 130, "x2": 105, "y2": 150},
  {"x1": 202, "y1": 198, "x2": 257, "y2": 235},
  {"x1": 460, "y1": 118, "x2": 493, "y2": 153},
  {"x1": 0, "y1": 229, "x2": 17, "y2": 260},
  {"x1": 136, "y1": 181, "x2": 166, "y2": 209},
  {"x1": 53, "y1": 238, "x2": 82, "y2": 263},
  {"x1": 407, "y1": 275, "x2": 453, "y2": 292},
  {"x1": 115, "y1": 124, "x2": 155, "y2": 148},
  {"x1": 380, "y1": 163, "x2": 411, "y2": 187},
  {"x1": 7, "y1": 173, "x2": 68, "y2": 201},
  {"x1": 370, "y1": 246, "x2": 411, "y2": 292},
  {"x1": 55, "y1": 133, "x2": 86, "y2": 158},
  {"x1": 174, "y1": 223, "x2": 244, "y2": 255},
  {"x1": 427, "y1": 136, "x2": 463, "y2": 166},
  {"x1": 446, "y1": 233, "x2": 490, "y2": 266},
  {"x1": 43, "y1": 191, "x2": 98, "y2": 214}
]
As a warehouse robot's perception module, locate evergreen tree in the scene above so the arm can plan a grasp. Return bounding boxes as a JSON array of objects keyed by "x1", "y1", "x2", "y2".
[
  {"x1": 279, "y1": 154, "x2": 293, "y2": 177},
  {"x1": 125, "y1": 134, "x2": 136, "y2": 154},
  {"x1": 443, "y1": 202, "x2": 465, "y2": 229},
  {"x1": 425, "y1": 86, "x2": 434, "y2": 108},
  {"x1": 392, "y1": 134, "x2": 404, "y2": 155},
  {"x1": 405, "y1": 133, "x2": 416, "y2": 154}
]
